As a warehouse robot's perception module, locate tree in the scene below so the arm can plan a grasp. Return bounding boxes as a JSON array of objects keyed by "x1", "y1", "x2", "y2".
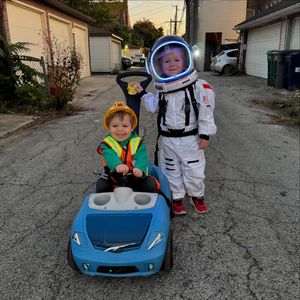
[
  {"x1": 60, "y1": 0, "x2": 126, "y2": 28},
  {"x1": 112, "y1": 23, "x2": 131, "y2": 48},
  {"x1": 132, "y1": 19, "x2": 163, "y2": 49},
  {"x1": 59, "y1": 1, "x2": 163, "y2": 49}
]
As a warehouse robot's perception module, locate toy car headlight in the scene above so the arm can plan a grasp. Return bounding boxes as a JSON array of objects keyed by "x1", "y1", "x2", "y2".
[
  {"x1": 72, "y1": 232, "x2": 87, "y2": 248},
  {"x1": 73, "y1": 233, "x2": 81, "y2": 245},
  {"x1": 147, "y1": 232, "x2": 163, "y2": 250}
]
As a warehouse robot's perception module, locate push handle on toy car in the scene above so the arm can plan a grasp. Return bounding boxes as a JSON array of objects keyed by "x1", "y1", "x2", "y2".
[
  {"x1": 116, "y1": 71, "x2": 152, "y2": 134},
  {"x1": 116, "y1": 71, "x2": 152, "y2": 95}
]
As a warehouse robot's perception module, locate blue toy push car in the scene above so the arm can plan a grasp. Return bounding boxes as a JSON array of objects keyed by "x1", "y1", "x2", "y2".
[{"x1": 67, "y1": 72, "x2": 173, "y2": 277}]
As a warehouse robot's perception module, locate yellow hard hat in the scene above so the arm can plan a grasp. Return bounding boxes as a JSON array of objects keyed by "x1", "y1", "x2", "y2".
[{"x1": 103, "y1": 101, "x2": 138, "y2": 131}]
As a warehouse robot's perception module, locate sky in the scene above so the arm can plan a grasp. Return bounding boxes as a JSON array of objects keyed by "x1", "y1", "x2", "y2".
[{"x1": 127, "y1": 0, "x2": 186, "y2": 36}]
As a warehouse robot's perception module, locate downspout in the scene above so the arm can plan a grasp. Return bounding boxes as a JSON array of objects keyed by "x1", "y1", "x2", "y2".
[
  {"x1": 185, "y1": 0, "x2": 191, "y2": 43},
  {"x1": 278, "y1": 16, "x2": 284, "y2": 50},
  {"x1": 193, "y1": 0, "x2": 201, "y2": 71},
  {"x1": 192, "y1": 0, "x2": 199, "y2": 46},
  {"x1": 284, "y1": 17, "x2": 293, "y2": 50}
]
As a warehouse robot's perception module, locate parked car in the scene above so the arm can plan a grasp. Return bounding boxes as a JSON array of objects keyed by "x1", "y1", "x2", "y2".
[
  {"x1": 131, "y1": 54, "x2": 146, "y2": 66},
  {"x1": 210, "y1": 49, "x2": 239, "y2": 75},
  {"x1": 122, "y1": 56, "x2": 133, "y2": 70}
]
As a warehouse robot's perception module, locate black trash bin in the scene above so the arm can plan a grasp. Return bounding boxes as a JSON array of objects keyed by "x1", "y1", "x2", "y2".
[{"x1": 282, "y1": 50, "x2": 300, "y2": 91}]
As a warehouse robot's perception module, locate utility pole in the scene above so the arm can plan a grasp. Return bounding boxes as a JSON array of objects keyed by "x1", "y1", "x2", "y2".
[
  {"x1": 171, "y1": 5, "x2": 181, "y2": 36},
  {"x1": 174, "y1": 5, "x2": 178, "y2": 35}
]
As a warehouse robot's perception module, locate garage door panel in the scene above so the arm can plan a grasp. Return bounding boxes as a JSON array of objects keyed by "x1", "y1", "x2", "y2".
[
  {"x1": 49, "y1": 18, "x2": 71, "y2": 46},
  {"x1": 112, "y1": 41, "x2": 121, "y2": 70},
  {"x1": 90, "y1": 37, "x2": 110, "y2": 72},
  {"x1": 246, "y1": 23, "x2": 281, "y2": 78},
  {"x1": 74, "y1": 26, "x2": 90, "y2": 77},
  {"x1": 6, "y1": 3, "x2": 44, "y2": 58}
]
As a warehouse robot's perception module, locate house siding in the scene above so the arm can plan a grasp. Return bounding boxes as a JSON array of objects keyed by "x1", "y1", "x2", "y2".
[
  {"x1": 200, "y1": 0, "x2": 247, "y2": 42},
  {"x1": 196, "y1": 0, "x2": 247, "y2": 71}
]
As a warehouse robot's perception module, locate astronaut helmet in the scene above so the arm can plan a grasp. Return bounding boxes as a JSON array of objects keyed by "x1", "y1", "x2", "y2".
[{"x1": 146, "y1": 35, "x2": 198, "y2": 92}]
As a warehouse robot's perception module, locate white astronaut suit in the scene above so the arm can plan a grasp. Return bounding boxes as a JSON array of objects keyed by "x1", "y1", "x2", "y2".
[{"x1": 142, "y1": 36, "x2": 217, "y2": 200}]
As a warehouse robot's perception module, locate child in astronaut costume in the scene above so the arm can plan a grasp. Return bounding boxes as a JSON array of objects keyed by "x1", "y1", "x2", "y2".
[{"x1": 137, "y1": 35, "x2": 217, "y2": 215}]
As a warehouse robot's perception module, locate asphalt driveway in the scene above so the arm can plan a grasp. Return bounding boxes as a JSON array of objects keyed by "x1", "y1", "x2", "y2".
[{"x1": 0, "y1": 71, "x2": 299, "y2": 299}]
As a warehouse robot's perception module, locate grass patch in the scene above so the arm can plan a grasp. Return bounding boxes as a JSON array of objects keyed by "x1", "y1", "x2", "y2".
[{"x1": 270, "y1": 90, "x2": 300, "y2": 125}]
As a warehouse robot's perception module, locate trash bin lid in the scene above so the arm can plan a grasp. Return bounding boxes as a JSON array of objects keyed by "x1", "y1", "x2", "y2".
[{"x1": 282, "y1": 50, "x2": 300, "y2": 57}]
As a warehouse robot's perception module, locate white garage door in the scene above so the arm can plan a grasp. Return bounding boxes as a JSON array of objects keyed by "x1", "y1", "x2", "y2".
[
  {"x1": 290, "y1": 17, "x2": 300, "y2": 50},
  {"x1": 89, "y1": 37, "x2": 110, "y2": 72},
  {"x1": 6, "y1": 3, "x2": 44, "y2": 58},
  {"x1": 111, "y1": 41, "x2": 121, "y2": 70},
  {"x1": 246, "y1": 23, "x2": 281, "y2": 78},
  {"x1": 74, "y1": 26, "x2": 90, "y2": 78}
]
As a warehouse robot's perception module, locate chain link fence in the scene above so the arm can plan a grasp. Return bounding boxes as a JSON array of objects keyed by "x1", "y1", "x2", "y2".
[{"x1": 18, "y1": 55, "x2": 50, "y2": 95}]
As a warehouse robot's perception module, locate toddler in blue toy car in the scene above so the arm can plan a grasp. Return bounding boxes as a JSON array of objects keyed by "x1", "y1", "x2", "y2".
[{"x1": 96, "y1": 101, "x2": 159, "y2": 193}]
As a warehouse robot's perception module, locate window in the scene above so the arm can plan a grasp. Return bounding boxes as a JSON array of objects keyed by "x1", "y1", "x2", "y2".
[{"x1": 227, "y1": 51, "x2": 238, "y2": 58}]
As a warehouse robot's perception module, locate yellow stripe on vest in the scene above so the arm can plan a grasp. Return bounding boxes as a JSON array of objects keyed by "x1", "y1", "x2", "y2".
[
  {"x1": 129, "y1": 136, "x2": 142, "y2": 154},
  {"x1": 103, "y1": 136, "x2": 141, "y2": 157},
  {"x1": 103, "y1": 136, "x2": 123, "y2": 157}
]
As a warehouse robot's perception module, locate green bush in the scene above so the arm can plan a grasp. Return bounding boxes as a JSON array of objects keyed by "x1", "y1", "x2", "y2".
[
  {"x1": 15, "y1": 84, "x2": 54, "y2": 113},
  {"x1": 0, "y1": 32, "x2": 50, "y2": 112},
  {"x1": 1, "y1": 32, "x2": 82, "y2": 113}
]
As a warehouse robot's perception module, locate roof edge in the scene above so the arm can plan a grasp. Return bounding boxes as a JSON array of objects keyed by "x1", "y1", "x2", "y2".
[
  {"x1": 38, "y1": 0, "x2": 95, "y2": 23},
  {"x1": 235, "y1": 3, "x2": 300, "y2": 30}
]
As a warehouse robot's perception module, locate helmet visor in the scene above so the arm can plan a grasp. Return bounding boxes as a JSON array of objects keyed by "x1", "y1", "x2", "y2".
[{"x1": 151, "y1": 43, "x2": 192, "y2": 80}]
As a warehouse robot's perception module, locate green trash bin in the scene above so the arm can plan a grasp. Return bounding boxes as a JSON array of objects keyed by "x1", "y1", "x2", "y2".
[{"x1": 267, "y1": 51, "x2": 277, "y2": 87}]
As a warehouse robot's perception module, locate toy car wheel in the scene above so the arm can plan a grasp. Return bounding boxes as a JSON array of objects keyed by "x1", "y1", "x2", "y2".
[
  {"x1": 67, "y1": 239, "x2": 81, "y2": 273},
  {"x1": 161, "y1": 229, "x2": 173, "y2": 272}
]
